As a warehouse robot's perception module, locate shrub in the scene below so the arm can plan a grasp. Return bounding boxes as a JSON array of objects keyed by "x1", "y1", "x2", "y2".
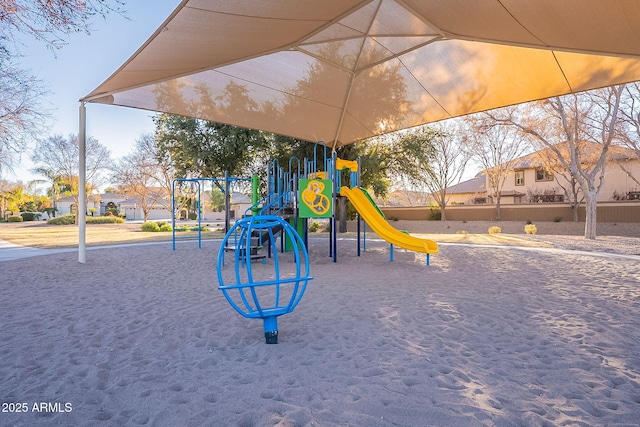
[
  {"x1": 308, "y1": 221, "x2": 321, "y2": 232},
  {"x1": 488, "y1": 226, "x2": 502, "y2": 234},
  {"x1": 428, "y1": 209, "x2": 441, "y2": 221},
  {"x1": 525, "y1": 224, "x2": 537, "y2": 234},
  {"x1": 86, "y1": 216, "x2": 124, "y2": 224},
  {"x1": 159, "y1": 224, "x2": 172, "y2": 232},
  {"x1": 177, "y1": 225, "x2": 209, "y2": 232},
  {"x1": 553, "y1": 216, "x2": 563, "y2": 223},
  {"x1": 141, "y1": 221, "x2": 160, "y2": 232},
  {"x1": 46, "y1": 214, "x2": 124, "y2": 225},
  {"x1": 20, "y1": 212, "x2": 41, "y2": 221},
  {"x1": 48, "y1": 214, "x2": 76, "y2": 225},
  {"x1": 526, "y1": 219, "x2": 532, "y2": 224},
  {"x1": 156, "y1": 220, "x2": 168, "y2": 227},
  {"x1": 388, "y1": 216, "x2": 399, "y2": 221},
  {"x1": 188, "y1": 212, "x2": 198, "y2": 220},
  {"x1": 8, "y1": 215, "x2": 23, "y2": 222},
  {"x1": 42, "y1": 207, "x2": 57, "y2": 217}
]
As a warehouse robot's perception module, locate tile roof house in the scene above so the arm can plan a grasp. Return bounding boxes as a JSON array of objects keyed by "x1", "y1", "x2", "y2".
[
  {"x1": 443, "y1": 175, "x2": 489, "y2": 205},
  {"x1": 431, "y1": 144, "x2": 640, "y2": 206},
  {"x1": 501, "y1": 144, "x2": 640, "y2": 203}
]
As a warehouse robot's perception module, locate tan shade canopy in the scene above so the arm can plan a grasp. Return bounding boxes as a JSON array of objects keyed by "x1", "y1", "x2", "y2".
[{"x1": 85, "y1": 0, "x2": 640, "y2": 148}]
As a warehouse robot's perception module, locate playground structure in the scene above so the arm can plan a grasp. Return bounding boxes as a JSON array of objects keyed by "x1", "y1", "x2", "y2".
[
  {"x1": 173, "y1": 142, "x2": 438, "y2": 264},
  {"x1": 340, "y1": 187, "x2": 439, "y2": 263},
  {"x1": 210, "y1": 142, "x2": 437, "y2": 343},
  {"x1": 250, "y1": 143, "x2": 436, "y2": 264}
]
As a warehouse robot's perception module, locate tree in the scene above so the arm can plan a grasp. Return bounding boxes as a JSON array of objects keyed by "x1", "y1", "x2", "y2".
[
  {"x1": 0, "y1": 48, "x2": 47, "y2": 175},
  {"x1": 31, "y1": 166, "x2": 62, "y2": 212},
  {"x1": 112, "y1": 134, "x2": 170, "y2": 222},
  {"x1": 489, "y1": 86, "x2": 625, "y2": 239},
  {"x1": 393, "y1": 123, "x2": 470, "y2": 220},
  {"x1": 154, "y1": 114, "x2": 270, "y2": 179},
  {"x1": 465, "y1": 114, "x2": 529, "y2": 220},
  {"x1": 32, "y1": 134, "x2": 111, "y2": 222},
  {"x1": 617, "y1": 82, "x2": 640, "y2": 189},
  {"x1": 1, "y1": 1, "x2": 125, "y2": 50},
  {"x1": 0, "y1": 179, "x2": 19, "y2": 219},
  {"x1": 0, "y1": 180, "x2": 46, "y2": 216},
  {"x1": 3, "y1": 182, "x2": 28, "y2": 214},
  {"x1": 0, "y1": 0, "x2": 124, "y2": 174}
]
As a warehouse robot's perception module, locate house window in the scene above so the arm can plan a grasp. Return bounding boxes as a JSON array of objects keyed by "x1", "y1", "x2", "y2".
[
  {"x1": 514, "y1": 170, "x2": 524, "y2": 186},
  {"x1": 535, "y1": 168, "x2": 553, "y2": 181}
]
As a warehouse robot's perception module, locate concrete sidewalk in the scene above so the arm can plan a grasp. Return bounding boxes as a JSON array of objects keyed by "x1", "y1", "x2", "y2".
[
  {"x1": 0, "y1": 239, "x2": 195, "y2": 263},
  {"x1": 0, "y1": 238, "x2": 74, "y2": 262}
]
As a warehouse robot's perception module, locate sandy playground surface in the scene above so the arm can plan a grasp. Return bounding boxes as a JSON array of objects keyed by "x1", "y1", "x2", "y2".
[{"x1": 1, "y1": 221, "x2": 640, "y2": 426}]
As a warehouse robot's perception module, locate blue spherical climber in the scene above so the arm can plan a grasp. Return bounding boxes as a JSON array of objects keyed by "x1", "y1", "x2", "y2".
[{"x1": 216, "y1": 215, "x2": 312, "y2": 344}]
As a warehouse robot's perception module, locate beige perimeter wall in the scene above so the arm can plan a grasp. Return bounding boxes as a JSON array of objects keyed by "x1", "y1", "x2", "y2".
[{"x1": 379, "y1": 202, "x2": 640, "y2": 223}]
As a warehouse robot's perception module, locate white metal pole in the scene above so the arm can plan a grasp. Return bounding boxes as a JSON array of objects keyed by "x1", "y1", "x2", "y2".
[{"x1": 78, "y1": 102, "x2": 87, "y2": 263}]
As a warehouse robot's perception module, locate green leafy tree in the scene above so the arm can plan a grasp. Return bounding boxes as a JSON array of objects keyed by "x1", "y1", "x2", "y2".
[
  {"x1": 31, "y1": 167, "x2": 67, "y2": 211},
  {"x1": 353, "y1": 130, "x2": 438, "y2": 200},
  {"x1": 154, "y1": 114, "x2": 269, "y2": 179},
  {"x1": 0, "y1": 182, "x2": 45, "y2": 214},
  {"x1": 1, "y1": 180, "x2": 22, "y2": 217}
]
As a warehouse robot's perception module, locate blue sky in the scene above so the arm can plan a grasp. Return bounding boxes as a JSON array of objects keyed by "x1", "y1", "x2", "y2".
[{"x1": 8, "y1": 1, "x2": 180, "y2": 188}]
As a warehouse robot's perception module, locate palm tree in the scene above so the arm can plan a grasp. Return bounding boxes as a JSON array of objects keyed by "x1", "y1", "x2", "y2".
[{"x1": 31, "y1": 167, "x2": 60, "y2": 212}]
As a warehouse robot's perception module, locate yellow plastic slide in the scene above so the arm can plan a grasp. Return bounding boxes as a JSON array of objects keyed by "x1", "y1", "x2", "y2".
[{"x1": 340, "y1": 187, "x2": 438, "y2": 255}]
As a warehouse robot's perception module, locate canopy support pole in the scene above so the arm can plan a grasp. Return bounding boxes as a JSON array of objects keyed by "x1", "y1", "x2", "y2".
[{"x1": 78, "y1": 102, "x2": 87, "y2": 263}]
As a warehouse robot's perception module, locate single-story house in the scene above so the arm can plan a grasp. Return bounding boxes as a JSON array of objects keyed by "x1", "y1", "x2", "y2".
[
  {"x1": 55, "y1": 189, "x2": 254, "y2": 221},
  {"x1": 56, "y1": 194, "x2": 102, "y2": 216},
  {"x1": 442, "y1": 175, "x2": 488, "y2": 205}
]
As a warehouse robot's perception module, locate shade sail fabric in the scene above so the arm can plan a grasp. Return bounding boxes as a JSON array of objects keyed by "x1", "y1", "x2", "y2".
[{"x1": 85, "y1": 0, "x2": 640, "y2": 148}]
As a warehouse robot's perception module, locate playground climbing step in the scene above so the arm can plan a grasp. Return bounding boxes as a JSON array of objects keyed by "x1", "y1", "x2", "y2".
[{"x1": 224, "y1": 245, "x2": 267, "y2": 263}]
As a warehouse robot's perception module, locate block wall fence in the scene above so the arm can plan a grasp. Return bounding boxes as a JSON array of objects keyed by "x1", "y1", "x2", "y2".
[{"x1": 379, "y1": 202, "x2": 640, "y2": 223}]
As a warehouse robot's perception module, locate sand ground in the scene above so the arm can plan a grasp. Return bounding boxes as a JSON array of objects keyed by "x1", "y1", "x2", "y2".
[{"x1": 0, "y1": 221, "x2": 639, "y2": 426}]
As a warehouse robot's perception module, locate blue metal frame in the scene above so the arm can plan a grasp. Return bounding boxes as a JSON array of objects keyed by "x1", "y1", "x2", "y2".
[
  {"x1": 217, "y1": 215, "x2": 312, "y2": 344},
  {"x1": 171, "y1": 175, "x2": 249, "y2": 250}
]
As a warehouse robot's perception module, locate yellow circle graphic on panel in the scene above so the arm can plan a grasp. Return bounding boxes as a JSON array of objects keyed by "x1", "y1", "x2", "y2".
[{"x1": 302, "y1": 180, "x2": 330, "y2": 215}]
